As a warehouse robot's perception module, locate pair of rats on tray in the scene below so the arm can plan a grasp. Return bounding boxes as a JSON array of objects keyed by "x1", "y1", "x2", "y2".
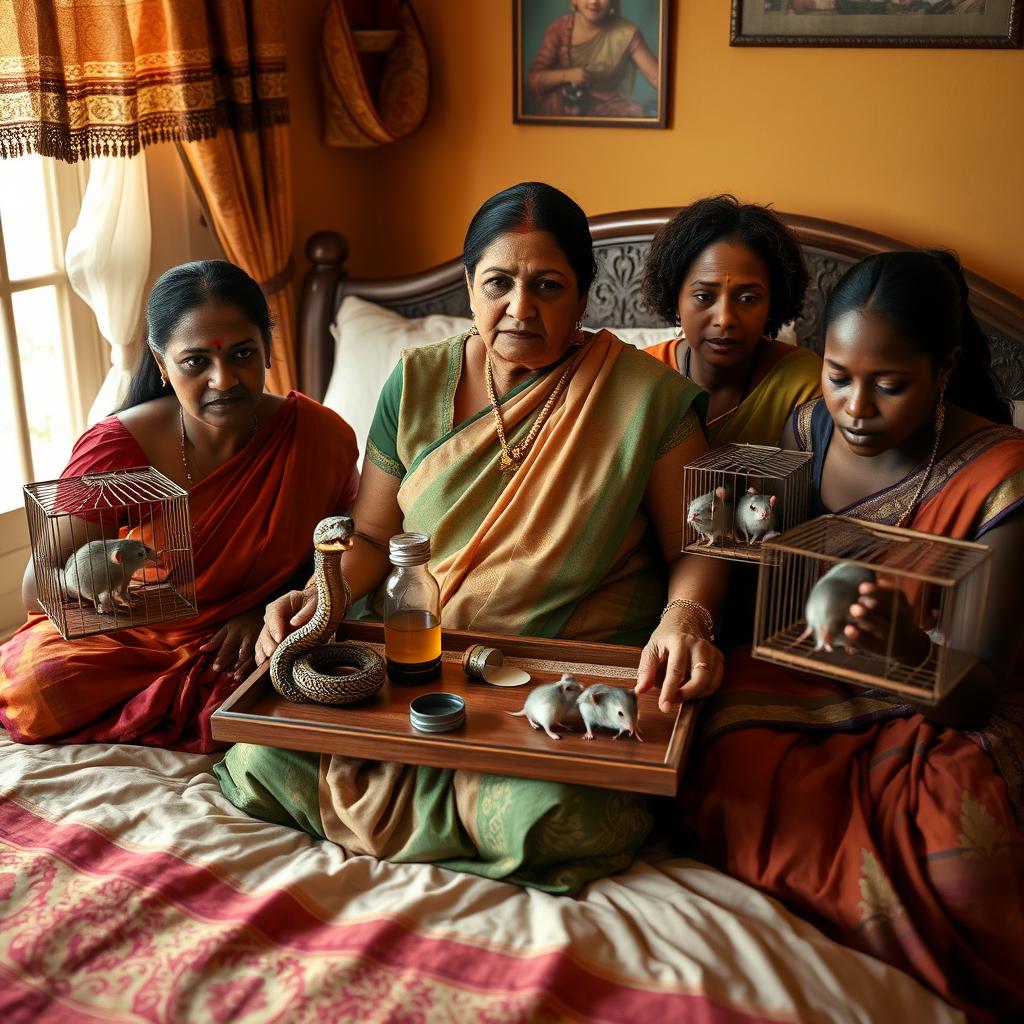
[
  {"x1": 688, "y1": 486, "x2": 777, "y2": 546},
  {"x1": 506, "y1": 674, "x2": 643, "y2": 742}
]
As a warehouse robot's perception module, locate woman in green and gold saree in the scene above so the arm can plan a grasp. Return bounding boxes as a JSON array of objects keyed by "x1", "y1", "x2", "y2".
[{"x1": 216, "y1": 182, "x2": 728, "y2": 894}]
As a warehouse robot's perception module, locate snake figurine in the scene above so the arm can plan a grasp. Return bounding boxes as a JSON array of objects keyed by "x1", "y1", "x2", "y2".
[{"x1": 269, "y1": 516, "x2": 385, "y2": 705}]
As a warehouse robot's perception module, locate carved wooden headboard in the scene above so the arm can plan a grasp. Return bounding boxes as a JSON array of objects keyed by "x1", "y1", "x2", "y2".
[{"x1": 297, "y1": 209, "x2": 1024, "y2": 406}]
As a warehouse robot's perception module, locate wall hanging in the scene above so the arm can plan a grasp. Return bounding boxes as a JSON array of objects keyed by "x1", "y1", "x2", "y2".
[{"x1": 320, "y1": 0, "x2": 430, "y2": 147}]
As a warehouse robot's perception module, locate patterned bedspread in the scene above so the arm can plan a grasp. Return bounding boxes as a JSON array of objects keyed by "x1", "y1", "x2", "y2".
[{"x1": 0, "y1": 735, "x2": 963, "y2": 1023}]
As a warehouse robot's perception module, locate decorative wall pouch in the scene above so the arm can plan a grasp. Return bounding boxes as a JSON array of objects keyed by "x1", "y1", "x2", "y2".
[{"x1": 320, "y1": 0, "x2": 429, "y2": 148}]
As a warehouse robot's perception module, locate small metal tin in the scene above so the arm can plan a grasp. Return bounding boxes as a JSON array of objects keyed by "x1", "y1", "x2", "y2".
[
  {"x1": 462, "y1": 644, "x2": 504, "y2": 680},
  {"x1": 409, "y1": 692, "x2": 466, "y2": 733}
]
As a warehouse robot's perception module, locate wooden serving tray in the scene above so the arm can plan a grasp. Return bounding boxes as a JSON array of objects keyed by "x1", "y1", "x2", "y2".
[{"x1": 211, "y1": 622, "x2": 696, "y2": 796}]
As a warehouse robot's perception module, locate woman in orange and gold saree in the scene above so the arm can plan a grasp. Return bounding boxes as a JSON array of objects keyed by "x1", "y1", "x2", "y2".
[
  {"x1": 682, "y1": 251, "x2": 1024, "y2": 1021},
  {"x1": 0, "y1": 262, "x2": 358, "y2": 752},
  {"x1": 216, "y1": 183, "x2": 729, "y2": 894},
  {"x1": 641, "y1": 196, "x2": 821, "y2": 448}
]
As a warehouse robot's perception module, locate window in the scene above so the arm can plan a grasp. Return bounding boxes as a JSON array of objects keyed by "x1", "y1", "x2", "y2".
[{"x1": 0, "y1": 156, "x2": 104, "y2": 513}]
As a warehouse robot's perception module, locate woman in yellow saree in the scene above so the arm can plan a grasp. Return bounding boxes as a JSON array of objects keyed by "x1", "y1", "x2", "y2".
[
  {"x1": 642, "y1": 195, "x2": 821, "y2": 447},
  {"x1": 216, "y1": 183, "x2": 729, "y2": 894}
]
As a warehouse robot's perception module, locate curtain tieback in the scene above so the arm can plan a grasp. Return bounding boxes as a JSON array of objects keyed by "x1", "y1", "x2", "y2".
[{"x1": 260, "y1": 258, "x2": 295, "y2": 296}]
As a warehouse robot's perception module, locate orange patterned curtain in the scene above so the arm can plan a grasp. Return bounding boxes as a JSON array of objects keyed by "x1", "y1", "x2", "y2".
[
  {"x1": 0, "y1": 0, "x2": 297, "y2": 394},
  {"x1": 321, "y1": 0, "x2": 429, "y2": 148}
]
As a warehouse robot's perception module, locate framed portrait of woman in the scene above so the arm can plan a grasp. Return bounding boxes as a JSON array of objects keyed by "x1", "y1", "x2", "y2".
[
  {"x1": 731, "y1": 1, "x2": 1022, "y2": 48},
  {"x1": 514, "y1": 1, "x2": 670, "y2": 128}
]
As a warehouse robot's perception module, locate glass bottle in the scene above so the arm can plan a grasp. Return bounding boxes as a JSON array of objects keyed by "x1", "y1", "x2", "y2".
[{"x1": 384, "y1": 532, "x2": 441, "y2": 684}]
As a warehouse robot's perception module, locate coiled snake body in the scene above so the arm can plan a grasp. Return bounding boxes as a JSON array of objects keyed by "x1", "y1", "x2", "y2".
[{"x1": 269, "y1": 516, "x2": 385, "y2": 704}]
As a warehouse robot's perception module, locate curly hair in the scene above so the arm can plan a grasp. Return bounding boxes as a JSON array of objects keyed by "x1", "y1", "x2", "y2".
[{"x1": 641, "y1": 195, "x2": 809, "y2": 339}]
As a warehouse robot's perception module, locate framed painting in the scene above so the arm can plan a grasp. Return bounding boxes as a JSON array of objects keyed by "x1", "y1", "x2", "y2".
[
  {"x1": 731, "y1": 1, "x2": 1022, "y2": 48},
  {"x1": 514, "y1": 1, "x2": 670, "y2": 127}
]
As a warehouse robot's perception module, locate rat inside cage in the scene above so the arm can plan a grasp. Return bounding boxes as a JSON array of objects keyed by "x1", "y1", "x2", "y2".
[
  {"x1": 752, "y1": 515, "x2": 991, "y2": 704},
  {"x1": 682, "y1": 444, "x2": 813, "y2": 563},
  {"x1": 24, "y1": 467, "x2": 197, "y2": 640}
]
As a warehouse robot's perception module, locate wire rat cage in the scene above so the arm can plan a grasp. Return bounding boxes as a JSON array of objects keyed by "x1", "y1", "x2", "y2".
[
  {"x1": 752, "y1": 515, "x2": 991, "y2": 704},
  {"x1": 682, "y1": 444, "x2": 813, "y2": 562},
  {"x1": 24, "y1": 467, "x2": 197, "y2": 640}
]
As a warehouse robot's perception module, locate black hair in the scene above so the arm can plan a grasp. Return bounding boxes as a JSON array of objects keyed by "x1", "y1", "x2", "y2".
[
  {"x1": 823, "y1": 250, "x2": 1010, "y2": 424},
  {"x1": 463, "y1": 182, "x2": 596, "y2": 298},
  {"x1": 641, "y1": 194, "x2": 809, "y2": 339},
  {"x1": 117, "y1": 260, "x2": 272, "y2": 413}
]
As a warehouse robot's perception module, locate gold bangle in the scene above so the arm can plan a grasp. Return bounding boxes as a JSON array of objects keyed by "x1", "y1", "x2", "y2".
[{"x1": 661, "y1": 598, "x2": 715, "y2": 642}]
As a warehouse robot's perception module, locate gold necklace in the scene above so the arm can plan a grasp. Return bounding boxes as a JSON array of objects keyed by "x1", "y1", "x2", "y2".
[
  {"x1": 179, "y1": 406, "x2": 258, "y2": 486},
  {"x1": 894, "y1": 400, "x2": 946, "y2": 529},
  {"x1": 485, "y1": 355, "x2": 576, "y2": 473}
]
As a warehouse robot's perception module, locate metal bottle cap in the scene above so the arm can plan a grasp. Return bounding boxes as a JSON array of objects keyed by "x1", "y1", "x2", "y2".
[{"x1": 389, "y1": 532, "x2": 431, "y2": 566}]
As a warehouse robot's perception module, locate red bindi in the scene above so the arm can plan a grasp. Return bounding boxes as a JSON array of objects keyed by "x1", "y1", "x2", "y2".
[{"x1": 211, "y1": 338, "x2": 223, "y2": 349}]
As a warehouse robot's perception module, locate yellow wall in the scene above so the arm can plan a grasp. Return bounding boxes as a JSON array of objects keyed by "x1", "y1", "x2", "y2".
[{"x1": 287, "y1": 1, "x2": 1024, "y2": 297}]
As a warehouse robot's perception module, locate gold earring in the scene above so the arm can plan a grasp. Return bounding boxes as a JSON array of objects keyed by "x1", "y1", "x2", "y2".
[
  {"x1": 467, "y1": 323, "x2": 480, "y2": 337},
  {"x1": 935, "y1": 380, "x2": 947, "y2": 435},
  {"x1": 159, "y1": 368, "x2": 168, "y2": 388}
]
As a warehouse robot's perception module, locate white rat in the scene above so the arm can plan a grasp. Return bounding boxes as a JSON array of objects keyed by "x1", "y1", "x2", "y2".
[
  {"x1": 735, "y1": 488, "x2": 778, "y2": 544},
  {"x1": 687, "y1": 486, "x2": 732, "y2": 546},
  {"x1": 506, "y1": 674, "x2": 584, "y2": 740},
  {"x1": 796, "y1": 561, "x2": 877, "y2": 653},
  {"x1": 576, "y1": 683, "x2": 644, "y2": 742},
  {"x1": 63, "y1": 539, "x2": 159, "y2": 614}
]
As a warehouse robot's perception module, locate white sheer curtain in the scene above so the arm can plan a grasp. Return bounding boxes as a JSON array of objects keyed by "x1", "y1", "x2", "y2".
[{"x1": 66, "y1": 153, "x2": 152, "y2": 424}]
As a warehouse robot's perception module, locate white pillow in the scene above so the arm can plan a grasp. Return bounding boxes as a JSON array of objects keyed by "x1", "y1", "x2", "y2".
[
  {"x1": 322, "y1": 296, "x2": 471, "y2": 464},
  {"x1": 321, "y1": 295, "x2": 797, "y2": 461}
]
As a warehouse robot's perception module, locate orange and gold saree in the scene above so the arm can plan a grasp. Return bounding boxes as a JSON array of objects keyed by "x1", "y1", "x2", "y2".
[
  {"x1": 0, "y1": 392, "x2": 358, "y2": 752},
  {"x1": 685, "y1": 399, "x2": 1024, "y2": 1021}
]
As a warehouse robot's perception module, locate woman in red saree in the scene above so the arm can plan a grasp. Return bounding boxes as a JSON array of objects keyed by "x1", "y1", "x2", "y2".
[
  {"x1": 0, "y1": 261, "x2": 358, "y2": 752},
  {"x1": 678, "y1": 251, "x2": 1024, "y2": 1021}
]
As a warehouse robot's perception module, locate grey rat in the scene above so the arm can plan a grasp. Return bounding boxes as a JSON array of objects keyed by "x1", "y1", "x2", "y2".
[
  {"x1": 796, "y1": 561, "x2": 877, "y2": 653},
  {"x1": 576, "y1": 683, "x2": 644, "y2": 742},
  {"x1": 687, "y1": 486, "x2": 732, "y2": 546},
  {"x1": 63, "y1": 539, "x2": 159, "y2": 614},
  {"x1": 506, "y1": 674, "x2": 583, "y2": 740},
  {"x1": 735, "y1": 488, "x2": 777, "y2": 544}
]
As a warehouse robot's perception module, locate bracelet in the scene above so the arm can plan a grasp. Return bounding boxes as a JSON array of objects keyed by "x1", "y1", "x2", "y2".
[{"x1": 661, "y1": 598, "x2": 715, "y2": 642}]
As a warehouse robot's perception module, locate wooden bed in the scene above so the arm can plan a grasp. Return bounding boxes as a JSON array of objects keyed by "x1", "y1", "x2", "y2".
[
  {"x1": 6, "y1": 210, "x2": 1018, "y2": 1023},
  {"x1": 297, "y1": 208, "x2": 1024, "y2": 404}
]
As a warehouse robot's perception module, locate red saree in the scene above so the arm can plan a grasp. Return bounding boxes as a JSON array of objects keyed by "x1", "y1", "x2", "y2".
[
  {"x1": 686, "y1": 403, "x2": 1024, "y2": 1022},
  {"x1": 0, "y1": 392, "x2": 358, "y2": 752}
]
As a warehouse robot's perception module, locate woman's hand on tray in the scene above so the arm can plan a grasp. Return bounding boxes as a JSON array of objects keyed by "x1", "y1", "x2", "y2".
[
  {"x1": 255, "y1": 586, "x2": 317, "y2": 666},
  {"x1": 634, "y1": 612, "x2": 724, "y2": 713}
]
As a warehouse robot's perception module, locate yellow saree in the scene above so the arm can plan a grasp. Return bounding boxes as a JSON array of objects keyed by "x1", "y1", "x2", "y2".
[{"x1": 644, "y1": 337, "x2": 821, "y2": 446}]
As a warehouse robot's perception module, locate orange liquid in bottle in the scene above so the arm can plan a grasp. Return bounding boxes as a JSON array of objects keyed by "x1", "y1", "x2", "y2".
[{"x1": 384, "y1": 609, "x2": 441, "y2": 683}]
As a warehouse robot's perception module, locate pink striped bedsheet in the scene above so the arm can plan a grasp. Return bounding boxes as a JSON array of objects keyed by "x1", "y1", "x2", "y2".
[{"x1": 0, "y1": 736, "x2": 963, "y2": 1023}]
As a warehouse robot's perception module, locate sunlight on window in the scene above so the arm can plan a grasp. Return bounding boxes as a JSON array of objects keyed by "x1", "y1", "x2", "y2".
[
  {"x1": 12, "y1": 287, "x2": 74, "y2": 486},
  {"x1": 0, "y1": 318, "x2": 26, "y2": 511},
  {"x1": 0, "y1": 155, "x2": 58, "y2": 282}
]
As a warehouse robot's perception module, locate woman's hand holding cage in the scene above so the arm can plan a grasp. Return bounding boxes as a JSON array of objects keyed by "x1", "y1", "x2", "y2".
[{"x1": 845, "y1": 580, "x2": 936, "y2": 665}]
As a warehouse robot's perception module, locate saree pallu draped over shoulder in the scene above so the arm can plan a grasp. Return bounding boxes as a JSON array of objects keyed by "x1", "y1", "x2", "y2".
[
  {"x1": 686, "y1": 400, "x2": 1024, "y2": 1021},
  {"x1": 216, "y1": 332, "x2": 705, "y2": 893},
  {"x1": 394, "y1": 330, "x2": 704, "y2": 645},
  {"x1": 0, "y1": 393, "x2": 358, "y2": 752}
]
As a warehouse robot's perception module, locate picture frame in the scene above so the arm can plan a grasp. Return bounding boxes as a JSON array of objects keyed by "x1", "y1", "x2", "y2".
[
  {"x1": 513, "y1": 1, "x2": 670, "y2": 128},
  {"x1": 730, "y1": 1, "x2": 1022, "y2": 49}
]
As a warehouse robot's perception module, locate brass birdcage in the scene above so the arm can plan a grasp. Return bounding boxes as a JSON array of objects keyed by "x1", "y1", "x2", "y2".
[
  {"x1": 752, "y1": 515, "x2": 992, "y2": 704},
  {"x1": 682, "y1": 444, "x2": 813, "y2": 562},
  {"x1": 24, "y1": 467, "x2": 197, "y2": 640}
]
